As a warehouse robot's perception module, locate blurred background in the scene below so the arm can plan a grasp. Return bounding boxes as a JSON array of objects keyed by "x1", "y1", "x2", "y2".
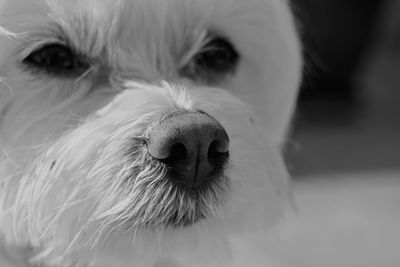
[
  {"x1": 272, "y1": 1, "x2": 400, "y2": 266},
  {"x1": 290, "y1": 0, "x2": 400, "y2": 177}
]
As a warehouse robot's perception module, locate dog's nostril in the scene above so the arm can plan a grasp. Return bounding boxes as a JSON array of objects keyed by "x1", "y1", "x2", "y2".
[
  {"x1": 208, "y1": 140, "x2": 229, "y2": 166},
  {"x1": 146, "y1": 111, "x2": 229, "y2": 188},
  {"x1": 168, "y1": 143, "x2": 188, "y2": 162},
  {"x1": 209, "y1": 139, "x2": 229, "y2": 155}
]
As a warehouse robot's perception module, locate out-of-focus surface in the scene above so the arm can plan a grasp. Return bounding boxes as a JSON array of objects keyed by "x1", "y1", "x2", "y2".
[
  {"x1": 291, "y1": 0, "x2": 400, "y2": 176},
  {"x1": 280, "y1": 1, "x2": 400, "y2": 266},
  {"x1": 267, "y1": 172, "x2": 400, "y2": 267}
]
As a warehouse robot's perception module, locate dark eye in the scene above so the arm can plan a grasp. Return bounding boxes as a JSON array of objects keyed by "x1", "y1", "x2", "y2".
[
  {"x1": 22, "y1": 43, "x2": 89, "y2": 76},
  {"x1": 196, "y1": 37, "x2": 239, "y2": 73},
  {"x1": 181, "y1": 35, "x2": 240, "y2": 83}
]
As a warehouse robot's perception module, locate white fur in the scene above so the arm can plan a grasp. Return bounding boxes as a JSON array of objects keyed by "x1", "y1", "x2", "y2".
[{"x1": 0, "y1": 0, "x2": 301, "y2": 266}]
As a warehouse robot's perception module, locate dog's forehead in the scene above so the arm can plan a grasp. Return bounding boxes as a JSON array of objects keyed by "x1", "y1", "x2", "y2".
[
  {"x1": 0, "y1": 0, "x2": 281, "y2": 83},
  {"x1": 0, "y1": 0, "x2": 270, "y2": 50}
]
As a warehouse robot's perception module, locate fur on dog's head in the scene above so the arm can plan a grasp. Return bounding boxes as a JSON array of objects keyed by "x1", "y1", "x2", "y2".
[{"x1": 0, "y1": 0, "x2": 301, "y2": 266}]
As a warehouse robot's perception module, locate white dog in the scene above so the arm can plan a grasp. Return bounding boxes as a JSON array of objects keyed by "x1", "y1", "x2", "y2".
[{"x1": 0, "y1": 0, "x2": 301, "y2": 266}]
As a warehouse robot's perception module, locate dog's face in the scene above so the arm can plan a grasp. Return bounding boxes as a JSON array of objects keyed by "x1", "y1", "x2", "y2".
[{"x1": 0, "y1": 0, "x2": 301, "y2": 266}]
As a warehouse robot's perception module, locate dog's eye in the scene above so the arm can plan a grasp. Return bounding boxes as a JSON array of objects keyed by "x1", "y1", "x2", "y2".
[
  {"x1": 195, "y1": 37, "x2": 239, "y2": 73},
  {"x1": 22, "y1": 44, "x2": 88, "y2": 76},
  {"x1": 182, "y1": 36, "x2": 240, "y2": 83}
]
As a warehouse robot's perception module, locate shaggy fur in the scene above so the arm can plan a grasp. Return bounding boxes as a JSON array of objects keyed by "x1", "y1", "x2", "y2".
[{"x1": 0, "y1": 0, "x2": 301, "y2": 266}]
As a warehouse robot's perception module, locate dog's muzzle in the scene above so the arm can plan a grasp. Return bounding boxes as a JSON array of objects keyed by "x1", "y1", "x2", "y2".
[
  {"x1": 13, "y1": 88, "x2": 233, "y2": 230},
  {"x1": 145, "y1": 111, "x2": 229, "y2": 189}
]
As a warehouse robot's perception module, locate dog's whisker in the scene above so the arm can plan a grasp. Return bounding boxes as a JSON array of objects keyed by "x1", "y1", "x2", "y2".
[
  {"x1": 0, "y1": 77, "x2": 14, "y2": 97},
  {"x1": 0, "y1": 147, "x2": 19, "y2": 169},
  {"x1": 2, "y1": 116, "x2": 87, "y2": 131},
  {"x1": 75, "y1": 64, "x2": 97, "y2": 83}
]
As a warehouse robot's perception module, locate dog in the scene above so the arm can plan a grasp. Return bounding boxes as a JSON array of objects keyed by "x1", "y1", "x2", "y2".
[{"x1": 0, "y1": 0, "x2": 302, "y2": 266}]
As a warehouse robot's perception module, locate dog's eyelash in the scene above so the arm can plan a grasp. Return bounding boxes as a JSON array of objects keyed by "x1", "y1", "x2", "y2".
[
  {"x1": 195, "y1": 37, "x2": 239, "y2": 73},
  {"x1": 22, "y1": 43, "x2": 90, "y2": 77},
  {"x1": 181, "y1": 36, "x2": 240, "y2": 84}
]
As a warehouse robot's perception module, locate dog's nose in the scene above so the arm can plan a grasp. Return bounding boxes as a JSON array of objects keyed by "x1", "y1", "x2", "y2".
[{"x1": 146, "y1": 111, "x2": 229, "y2": 188}]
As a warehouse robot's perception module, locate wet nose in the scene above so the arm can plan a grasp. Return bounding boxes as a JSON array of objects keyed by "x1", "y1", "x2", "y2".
[{"x1": 146, "y1": 111, "x2": 229, "y2": 188}]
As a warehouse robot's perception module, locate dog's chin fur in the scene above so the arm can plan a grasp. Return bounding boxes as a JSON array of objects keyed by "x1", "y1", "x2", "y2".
[{"x1": 0, "y1": 0, "x2": 301, "y2": 266}]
